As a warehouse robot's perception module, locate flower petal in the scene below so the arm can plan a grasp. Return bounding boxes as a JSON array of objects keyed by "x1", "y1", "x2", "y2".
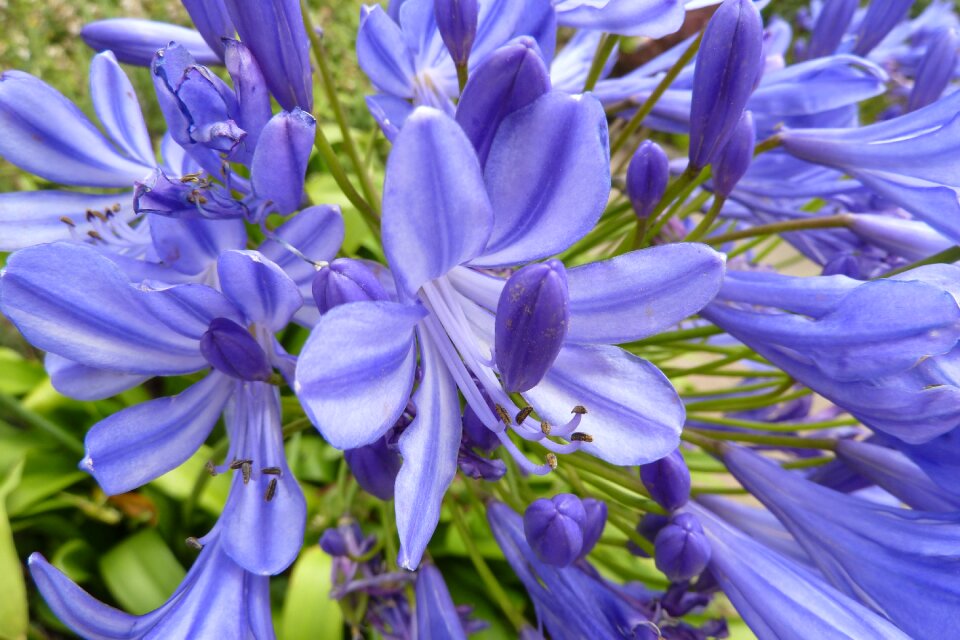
[
  {"x1": 473, "y1": 91, "x2": 609, "y2": 267},
  {"x1": 250, "y1": 109, "x2": 315, "y2": 215},
  {"x1": 525, "y1": 344, "x2": 683, "y2": 465},
  {"x1": 89, "y1": 52, "x2": 155, "y2": 166},
  {"x1": 217, "y1": 250, "x2": 303, "y2": 331},
  {"x1": 81, "y1": 18, "x2": 221, "y2": 66},
  {"x1": 382, "y1": 108, "x2": 493, "y2": 298},
  {"x1": 0, "y1": 243, "x2": 205, "y2": 374},
  {"x1": 396, "y1": 327, "x2": 463, "y2": 569},
  {"x1": 295, "y1": 301, "x2": 423, "y2": 449},
  {"x1": 566, "y1": 244, "x2": 726, "y2": 344},
  {"x1": 182, "y1": 0, "x2": 235, "y2": 60},
  {"x1": 0, "y1": 190, "x2": 134, "y2": 252},
  {"x1": 556, "y1": 0, "x2": 685, "y2": 38},
  {"x1": 150, "y1": 216, "x2": 247, "y2": 276},
  {"x1": 357, "y1": 5, "x2": 416, "y2": 98},
  {"x1": 82, "y1": 373, "x2": 234, "y2": 495},
  {"x1": 0, "y1": 71, "x2": 150, "y2": 187},
  {"x1": 46, "y1": 354, "x2": 149, "y2": 402}
]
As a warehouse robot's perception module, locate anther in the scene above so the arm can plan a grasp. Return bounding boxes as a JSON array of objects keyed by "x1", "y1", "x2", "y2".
[
  {"x1": 179, "y1": 172, "x2": 202, "y2": 183},
  {"x1": 111, "y1": 203, "x2": 121, "y2": 212},
  {"x1": 265, "y1": 478, "x2": 278, "y2": 502},
  {"x1": 546, "y1": 453, "x2": 558, "y2": 470},
  {"x1": 229, "y1": 459, "x2": 253, "y2": 470},
  {"x1": 205, "y1": 460, "x2": 218, "y2": 476},
  {"x1": 540, "y1": 421, "x2": 551, "y2": 435},
  {"x1": 572, "y1": 405, "x2": 587, "y2": 415},
  {"x1": 241, "y1": 461, "x2": 252, "y2": 485},
  {"x1": 185, "y1": 537, "x2": 203, "y2": 550},
  {"x1": 261, "y1": 467, "x2": 281, "y2": 475},
  {"x1": 571, "y1": 432, "x2": 594, "y2": 443},
  {"x1": 495, "y1": 404, "x2": 512, "y2": 425},
  {"x1": 87, "y1": 230, "x2": 103, "y2": 241},
  {"x1": 515, "y1": 406, "x2": 534, "y2": 425},
  {"x1": 59, "y1": 216, "x2": 75, "y2": 227}
]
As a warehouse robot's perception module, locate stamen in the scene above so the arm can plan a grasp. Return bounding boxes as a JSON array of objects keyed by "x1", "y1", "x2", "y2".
[
  {"x1": 185, "y1": 537, "x2": 204, "y2": 550},
  {"x1": 495, "y1": 403, "x2": 512, "y2": 425},
  {"x1": 539, "y1": 439, "x2": 584, "y2": 455},
  {"x1": 229, "y1": 458, "x2": 253, "y2": 470},
  {"x1": 495, "y1": 430, "x2": 554, "y2": 476},
  {"x1": 572, "y1": 405, "x2": 588, "y2": 415},
  {"x1": 546, "y1": 453, "x2": 558, "y2": 470},
  {"x1": 261, "y1": 467, "x2": 282, "y2": 475},
  {"x1": 540, "y1": 421, "x2": 551, "y2": 435},
  {"x1": 87, "y1": 230, "x2": 103, "y2": 242},
  {"x1": 515, "y1": 406, "x2": 534, "y2": 425},
  {"x1": 59, "y1": 216, "x2": 75, "y2": 227},
  {"x1": 265, "y1": 478, "x2": 278, "y2": 502},
  {"x1": 571, "y1": 432, "x2": 594, "y2": 443},
  {"x1": 205, "y1": 460, "x2": 218, "y2": 476},
  {"x1": 241, "y1": 461, "x2": 252, "y2": 485}
]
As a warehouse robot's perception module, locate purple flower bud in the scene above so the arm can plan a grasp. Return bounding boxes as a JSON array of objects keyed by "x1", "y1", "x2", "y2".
[
  {"x1": 344, "y1": 435, "x2": 401, "y2": 500},
  {"x1": 578, "y1": 498, "x2": 607, "y2": 558},
  {"x1": 312, "y1": 258, "x2": 389, "y2": 313},
  {"x1": 640, "y1": 449, "x2": 691, "y2": 511},
  {"x1": 523, "y1": 494, "x2": 586, "y2": 567},
  {"x1": 711, "y1": 111, "x2": 755, "y2": 197},
  {"x1": 434, "y1": 0, "x2": 478, "y2": 67},
  {"x1": 319, "y1": 522, "x2": 363, "y2": 557},
  {"x1": 806, "y1": 0, "x2": 857, "y2": 59},
  {"x1": 200, "y1": 317, "x2": 272, "y2": 381},
  {"x1": 462, "y1": 403, "x2": 500, "y2": 451},
  {"x1": 654, "y1": 513, "x2": 712, "y2": 582},
  {"x1": 626, "y1": 140, "x2": 669, "y2": 220},
  {"x1": 908, "y1": 28, "x2": 959, "y2": 112},
  {"x1": 628, "y1": 513, "x2": 669, "y2": 557},
  {"x1": 495, "y1": 260, "x2": 569, "y2": 392},
  {"x1": 853, "y1": 0, "x2": 912, "y2": 57},
  {"x1": 688, "y1": 0, "x2": 764, "y2": 170}
]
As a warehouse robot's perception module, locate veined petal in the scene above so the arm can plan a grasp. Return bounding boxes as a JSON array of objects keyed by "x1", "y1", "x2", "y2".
[
  {"x1": 182, "y1": 0, "x2": 235, "y2": 60},
  {"x1": 473, "y1": 92, "x2": 609, "y2": 267},
  {"x1": 0, "y1": 71, "x2": 150, "y2": 187},
  {"x1": 140, "y1": 283, "x2": 244, "y2": 341},
  {"x1": 396, "y1": 327, "x2": 462, "y2": 570},
  {"x1": 566, "y1": 244, "x2": 725, "y2": 344},
  {"x1": 250, "y1": 109, "x2": 315, "y2": 215},
  {"x1": 0, "y1": 243, "x2": 205, "y2": 375},
  {"x1": 82, "y1": 373, "x2": 234, "y2": 495},
  {"x1": 81, "y1": 18, "x2": 221, "y2": 66},
  {"x1": 357, "y1": 5, "x2": 416, "y2": 98},
  {"x1": 415, "y1": 565, "x2": 468, "y2": 640},
  {"x1": 365, "y1": 93, "x2": 415, "y2": 141},
  {"x1": 556, "y1": 0, "x2": 685, "y2": 38},
  {"x1": 295, "y1": 301, "x2": 423, "y2": 450},
  {"x1": 46, "y1": 354, "x2": 149, "y2": 402},
  {"x1": 472, "y1": 0, "x2": 557, "y2": 64},
  {"x1": 217, "y1": 250, "x2": 303, "y2": 331},
  {"x1": 382, "y1": 108, "x2": 493, "y2": 298},
  {"x1": 90, "y1": 51, "x2": 155, "y2": 166},
  {"x1": 224, "y1": 40, "x2": 273, "y2": 163},
  {"x1": 0, "y1": 190, "x2": 134, "y2": 252},
  {"x1": 149, "y1": 216, "x2": 247, "y2": 276},
  {"x1": 525, "y1": 344, "x2": 683, "y2": 465}
]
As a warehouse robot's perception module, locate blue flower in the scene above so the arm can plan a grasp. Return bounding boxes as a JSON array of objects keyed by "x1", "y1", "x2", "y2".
[{"x1": 553, "y1": 0, "x2": 687, "y2": 37}]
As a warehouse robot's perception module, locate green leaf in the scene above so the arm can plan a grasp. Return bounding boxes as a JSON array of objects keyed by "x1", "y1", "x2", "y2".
[
  {"x1": 280, "y1": 546, "x2": 343, "y2": 640},
  {"x1": 0, "y1": 457, "x2": 28, "y2": 640},
  {"x1": 99, "y1": 529, "x2": 185, "y2": 615},
  {"x1": 0, "y1": 349, "x2": 43, "y2": 396},
  {"x1": 149, "y1": 444, "x2": 231, "y2": 515}
]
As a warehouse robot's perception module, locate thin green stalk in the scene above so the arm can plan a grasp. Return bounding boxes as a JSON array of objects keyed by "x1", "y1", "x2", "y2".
[
  {"x1": 570, "y1": 469, "x2": 664, "y2": 514},
  {"x1": 313, "y1": 124, "x2": 381, "y2": 233},
  {"x1": 691, "y1": 486, "x2": 747, "y2": 496},
  {"x1": 748, "y1": 235, "x2": 784, "y2": 263},
  {"x1": 611, "y1": 32, "x2": 703, "y2": 157},
  {"x1": 606, "y1": 509, "x2": 654, "y2": 556},
  {"x1": 685, "y1": 196, "x2": 726, "y2": 242},
  {"x1": 449, "y1": 502, "x2": 527, "y2": 632},
  {"x1": 0, "y1": 392, "x2": 83, "y2": 455},
  {"x1": 879, "y1": 245, "x2": 960, "y2": 277},
  {"x1": 641, "y1": 168, "x2": 712, "y2": 246},
  {"x1": 302, "y1": 2, "x2": 381, "y2": 213},
  {"x1": 705, "y1": 214, "x2": 852, "y2": 246},
  {"x1": 687, "y1": 414, "x2": 858, "y2": 432},
  {"x1": 456, "y1": 63, "x2": 469, "y2": 93},
  {"x1": 782, "y1": 455, "x2": 834, "y2": 469},
  {"x1": 680, "y1": 380, "x2": 780, "y2": 398},
  {"x1": 584, "y1": 34, "x2": 618, "y2": 92},
  {"x1": 627, "y1": 325, "x2": 723, "y2": 346},
  {"x1": 753, "y1": 135, "x2": 782, "y2": 156},
  {"x1": 564, "y1": 454, "x2": 652, "y2": 499},
  {"x1": 684, "y1": 427, "x2": 839, "y2": 451}
]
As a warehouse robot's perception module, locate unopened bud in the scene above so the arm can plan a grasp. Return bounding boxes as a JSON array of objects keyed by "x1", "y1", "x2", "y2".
[
  {"x1": 434, "y1": 0, "x2": 478, "y2": 67},
  {"x1": 200, "y1": 317, "x2": 272, "y2": 381},
  {"x1": 654, "y1": 512, "x2": 712, "y2": 582},
  {"x1": 312, "y1": 258, "x2": 388, "y2": 313},
  {"x1": 578, "y1": 498, "x2": 608, "y2": 558},
  {"x1": 640, "y1": 449, "x2": 692, "y2": 511},
  {"x1": 626, "y1": 140, "x2": 669, "y2": 220},
  {"x1": 712, "y1": 111, "x2": 756, "y2": 197},
  {"x1": 344, "y1": 435, "x2": 401, "y2": 501},
  {"x1": 523, "y1": 493, "x2": 586, "y2": 567}
]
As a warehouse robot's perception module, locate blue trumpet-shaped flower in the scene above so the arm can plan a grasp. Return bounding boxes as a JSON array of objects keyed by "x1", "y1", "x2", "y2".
[
  {"x1": 296, "y1": 95, "x2": 725, "y2": 569},
  {"x1": 553, "y1": 0, "x2": 686, "y2": 38}
]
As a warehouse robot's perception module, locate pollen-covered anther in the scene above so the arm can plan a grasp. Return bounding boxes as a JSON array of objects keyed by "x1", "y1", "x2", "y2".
[
  {"x1": 515, "y1": 406, "x2": 534, "y2": 425},
  {"x1": 59, "y1": 216, "x2": 75, "y2": 227},
  {"x1": 185, "y1": 537, "x2": 203, "y2": 550},
  {"x1": 204, "y1": 460, "x2": 218, "y2": 477},
  {"x1": 495, "y1": 403, "x2": 513, "y2": 425},
  {"x1": 261, "y1": 467, "x2": 281, "y2": 475},
  {"x1": 265, "y1": 478, "x2": 278, "y2": 502},
  {"x1": 241, "y1": 461, "x2": 252, "y2": 485},
  {"x1": 229, "y1": 458, "x2": 253, "y2": 470},
  {"x1": 571, "y1": 405, "x2": 587, "y2": 415},
  {"x1": 546, "y1": 453, "x2": 558, "y2": 470},
  {"x1": 87, "y1": 230, "x2": 103, "y2": 241},
  {"x1": 540, "y1": 421, "x2": 551, "y2": 435},
  {"x1": 570, "y1": 432, "x2": 593, "y2": 443}
]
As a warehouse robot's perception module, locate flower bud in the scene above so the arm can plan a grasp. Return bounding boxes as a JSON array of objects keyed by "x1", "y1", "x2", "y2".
[
  {"x1": 523, "y1": 493, "x2": 586, "y2": 567},
  {"x1": 495, "y1": 260, "x2": 569, "y2": 392},
  {"x1": 318, "y1": 522, "x2": 363, "y2": 557},
  {"x1": 312, "y1": 258, "x2": 389, "y2": 314},
  {"x1": 578, "y1": 498, "x2": 607, "y2": 558},
  {"x1": 654, "y1": 513, "x2": 712, "y2": 582},
  {"x1": 806, "y1": 0, "x2": 857, "y2": 59},
  {"x1": 200, "y1": 317, "x2": 272, "y2": 381},
  {"x1": 462, "y1": 403, "x2": 500, "y2": 451},
  {"x1": 688, "y1": 0, "x2": 764, "y2": 170},
  {"x1": 908, "y1": 28, "x2": 959, "y2": 112},
  {"x1": 626, "y1": 140, "x2": 669, "y2": 220},
  {"x1": 711, "y1": 111, "x2": 756, "y2": 197},
  {"x1": 344, "y1": 435, "x2": 401, "y2": 500},
  {"x1": 628, "y1": 513, "x2": 669, "y2": 557},
  {"x1": 853, "y1": 0, "x2": 912, "y2": 57},
  {"x1": 434, "y1": 0, "x2": 478, "y2": 67},
  {"x1": 640, "y1": 449, "x2": 691, "y2": 511}
]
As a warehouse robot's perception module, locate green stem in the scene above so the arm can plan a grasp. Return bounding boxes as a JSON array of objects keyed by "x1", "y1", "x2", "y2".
[
  {"x1": 302, "y1": 2, "x2": 382, "y2": 213},
  {"x1": 583, "y1": 34, "x2": 618, "y2": 92},
  {"x1": 610, "y1": 31, "x2": 703, "y2": 157},
  {"x1": 564, "y1": 454, "x2": 652, "y2": 499},
  {"x1": 313, "y1": 124, "x2": 381, "y2": 233},
  {"x1": 456, "y1": 62, "x2": 469, "y2": 93},
  {"x1": 685, "y1": 196, "x2": 726, "y2": 242},
  {"x1": 0, "y1": 392, "x2": 83, "y2": 455},
  {"x1": 879, "y1": 245, "x2": 960, "y2": 277},
  {"x1": 684, "y1": 428, "x2": 839, "y2": 450},
  {"x1": 753, "y1": 135, "x2": 782, "y2": 156},
  {"x1": 606, "y1": 509, "x2": 654, "y2": 556},
  {"x1": 449, "y1": 502, "x2": 527, "y2": 631},
  {"x1": 626, "y1": 325, "x2": 723, "y2": 346},
  {"x1": 705, "y1": 214, "x2": 852, "y2": 246},
  {"x1": 687, "y1": 414, "x2": 858, "y2": 432}
]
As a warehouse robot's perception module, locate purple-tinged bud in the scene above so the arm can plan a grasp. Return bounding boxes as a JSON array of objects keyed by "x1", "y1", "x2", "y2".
[
  {"x1": 312, "y1": 258, "x2": 389, "y2": 313},
  {"x1": 626, "y1": 140, "x2": 669, "y2": 220},
  {"x1": 806, "y1": 0, "x2": 857, "y2": 59},
  {"x1": 578, "y1": 498, "x2": 607, "y2": 558},
  {"x1": 908, "y1": 28, "x2": 959, "y2": 112},
  {"x1": 344, "y1": 436, "x2": 401, "y2": 500},
  {"x1": 711, "y1": 111, "x2": 756, "y2": 197},
  {"x1": 416, "y1": 564, "x2": 470, "y2": 639},
  {"x1": 495, "y1": 260, "x2": 569, "y2": 392},
  {"x1": 640, "y1": 449, "x2": 691, "y2": 511},
  {"x1": 853, "y1": 0, "x2": 912, "y2": 57},
  {"x1": 462, "y1": 403, "x2": 500, "y2": 451},
  {"x1": 523, "y1": 494, "x2": 586, "y2": 567},
  {"x1": 628, "y1": 513, "x2": 669, "y2": 557},
  {"x1": 434, "y1": 0, "x2": 478, "y2": 67},
  {"x1": 688, "y1": 0, "x2": 764, "y2": 170},
  {"x1": 200, "y1": 317, "x2": 272, "y2": 381},
  {"x1": 318, "y1": 522, "x2": 363, "y2": 557},
  {"x1": 654, "y1": 513, "x2": 712, "y2": 582}
]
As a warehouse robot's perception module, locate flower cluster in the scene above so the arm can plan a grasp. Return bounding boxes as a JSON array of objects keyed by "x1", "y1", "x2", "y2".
[{"x1": 1, "y1": 0, "x2": 959, "y2": 638}]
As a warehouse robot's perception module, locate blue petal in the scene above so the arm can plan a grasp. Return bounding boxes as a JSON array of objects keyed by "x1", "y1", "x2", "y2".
[
  {"x1": 365, "y1": 93, "x2": 415, "y2": 141},
  {"x1": 182, "y1": 0, "x2": 235, "y2": 60},
  {"x1": 717, "y1": 270, "x2": 859, "y2": 317},
  {"x1": 224, "y1": 40, "x2": 273, "y2": 162},
  {"x1": 150, "y1": 215, "x2": 247, "y2": 276},
  {"x1": 566, "y1": 244, "x2": 726, "y2": 344},
  {"x1": 89, "y1": 52, "x2": 155, "y2": 166},
  {"x1": 415, "y1": 565, "x2": 468, "y2": 640},
  {"x1": 473, "y1": 91, "x2": 609, "y2": 267},
  {"x1": 556, "y1": 0, "x2": 685, "y2": 38},
  {"x1": 46, "y1": 353, "x2": 149, "y2": 402},
  {"x1": 217, "y1": 250, "x2": 303, "y2": 331},
  {"x1": 295, "y1": 301, "x2": 423, "y2": 450},
  {"x1": 250, "y1": 109, "x2": 315, "y2": 215},
  {"x1": 0, "y1": 190, "x2": 134, "y2": 252},
  {"x1": 357, "y1": 5, "x2": 416, "y2": 98},
  {"x1": 0, "y1": 243, "x2": 205, "y2": 374},
  {"x1": 524, "y1": 344, "x2": 683, "y2": 466},
  {"x1": 0, "y1": 71, "x2": 151, "y2": 187},
  {"x1": 140, "y1": 283, "x2": 244, "y2": 341},
  {"x1": 472, "y1": 0, "x2": 557, "y2": 64},
  {"x1": 382, "y1": 108, "x2": 493, "y2": 298},
  {"x1": 396, "y1": 327, "x2": 463, "y2": 570},
  {"x1": 81, "y1": 18, "x2": 221, "y2": 66},
  {"x1": 82, "y1": 373, "x2": 234, "y2": 495}
]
